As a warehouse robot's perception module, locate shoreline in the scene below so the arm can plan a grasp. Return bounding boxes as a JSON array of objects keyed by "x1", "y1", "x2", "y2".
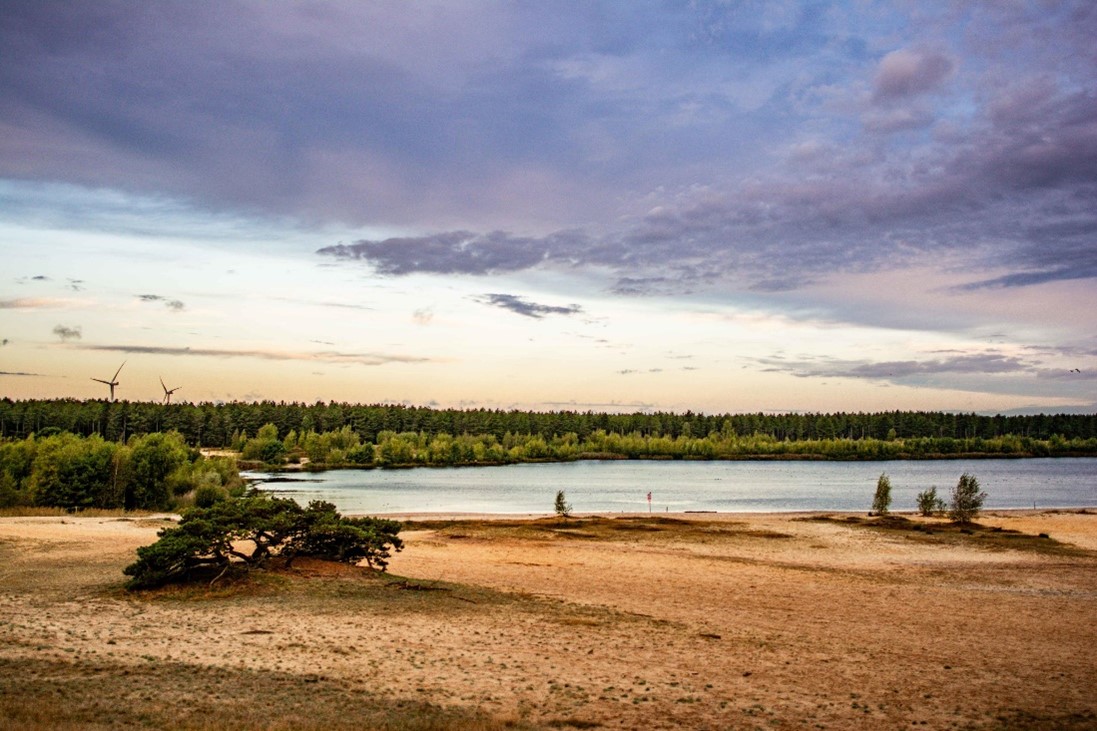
[
  {"x1": 3, "y1": 504, "x2": 1093, "y2": 523},
  {"x1": 242, "y1": 451, "x2": 1097, "y2": 474},
  {"x1": 376, "y1": 505, "x2": 1096, "y2": 520}
]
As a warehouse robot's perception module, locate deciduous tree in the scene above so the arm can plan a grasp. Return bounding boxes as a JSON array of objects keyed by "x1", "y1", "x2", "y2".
[
  {"x1": 872, "y1": 472, "x2": 892, "y2": 515},
  {"x1": 949, "y1": 473, "x2": 986, "y2": 524}
]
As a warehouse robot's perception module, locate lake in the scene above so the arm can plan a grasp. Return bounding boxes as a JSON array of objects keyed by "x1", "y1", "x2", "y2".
[{"x1": 247, "y1": 458, "x2": 1097, "y2": 515}]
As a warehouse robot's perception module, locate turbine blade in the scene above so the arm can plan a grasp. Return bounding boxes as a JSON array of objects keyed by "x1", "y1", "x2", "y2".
[{"x1": 112, "y1": 361, "x2": 126, "y2": 381}]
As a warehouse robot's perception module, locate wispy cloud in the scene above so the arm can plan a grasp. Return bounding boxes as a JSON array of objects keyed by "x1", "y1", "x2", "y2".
[
  {"x1": 752, "y1": 352, "x2": 1051, "y2": 382},
  {"x1": 0, "y1": 298, "x2": 71, "y2": 309},
  {"x1": 733, "y1": 350, "x2": 1097, "y2": 401},
  {"x1": 74, "y1": 343, "x2": 433, "y2": 366},
  {"x1": 271, "y1": 297, "x2": 374, "y2": 312},
  {"x1": 540, "y1": 400, "x2": 656, "y2": 411},
  {"x1": 474, "y1": 293, "x2": 583, "y2": 319}
]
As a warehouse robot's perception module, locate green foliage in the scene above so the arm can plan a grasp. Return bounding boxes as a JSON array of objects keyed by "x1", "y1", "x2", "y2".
[
  {"x1": 123, "y1": 492, "x2": 403, "y2": 589},
  {"x1": 193, "y1": 483, "x2": 228, "y2": 508},
  {"x1": 5, "y1": 400, "x2": 1097, "y2": 468},
  {"x1": 126, "y1": 432, "x2": 191, "y2": 510},
  {"x1": 0, "y1": 469, "x2": 22, "y2": 508},
  {"x1": 0, "y1": 437, "x2": 36, "y2": 485},
  {"x1": 5, "y1": 398, "x2": 1097, "y2": 456},
  {"x1": 291, "y1": 501, "x2": 403, "y2": 568},
  {"x1": 193, "y1": 456, "x2": 245, "y2": 495},
  {"x1": 256, "y1": 423, "x2": 279, "y2": 441},
  {"x1": 554, "y1": 490, "x2": 572, "y2": 518},
  {"x1": 346, "y1": 443, "x2": 375, "y2": 465},
  {"x1": 241, "y1": 436, "x2": 286, "y2": 464},
  {"x1": 0, "y1": 431, "x2": 241, "y2": 511},
  {"x1": 949, "y1": 472, "x2": 987, "y2": 524},
  {"x1": 29, "y1": 433, "x2": 123, "y2": 509},
  {"x1": 915, "y1": 486, "x2": 947, "y2": 517},
  {"x1": 872, "y1": 472, "x2": 892, "y2": 515}
]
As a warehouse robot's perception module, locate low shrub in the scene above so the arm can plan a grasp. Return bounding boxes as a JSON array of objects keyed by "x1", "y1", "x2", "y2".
[
  {"x1": 123, "y1": 492, "x2": 403, "y2": 590},
  {"x1": 915, "y1": 486, "x2": 947, "y2": 517}
]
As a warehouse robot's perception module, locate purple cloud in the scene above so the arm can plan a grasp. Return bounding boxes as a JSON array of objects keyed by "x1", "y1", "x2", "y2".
[
  {"x1": 3, "y1": 1, "x2": 1096, "y2": 303},
  {"x1": 318, "y1": 232, "x2": 561, "y2": 276},
  {"x1": 872, "y1": 48, "x2": 955, "y2": 102}
]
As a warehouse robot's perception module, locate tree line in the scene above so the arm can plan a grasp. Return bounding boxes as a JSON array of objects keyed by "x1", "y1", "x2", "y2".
[
  {"x1": 0, "y1": 430, "x2": 244, "y2": 511},
  {"x1": 3, "y1": 398, "x2": 1097, "y2": 449},
  {"x1": 235, "y1": 422, "x2": 1097, "y2": 469}
]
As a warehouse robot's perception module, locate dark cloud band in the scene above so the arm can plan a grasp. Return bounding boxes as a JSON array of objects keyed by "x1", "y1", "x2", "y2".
[{"x1": 474, "y1": 293, "x2": 583, "y2": 319}]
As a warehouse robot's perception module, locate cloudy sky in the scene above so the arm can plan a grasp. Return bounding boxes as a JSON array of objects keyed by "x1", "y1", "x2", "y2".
[{"x1": 1, "y1": 1, "x2": 1095, "y2": 414}]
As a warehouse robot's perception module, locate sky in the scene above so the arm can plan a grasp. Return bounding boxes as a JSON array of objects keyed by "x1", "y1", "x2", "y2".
[{"x1": 1, "y1": 1, "x2": 1095, "y2": 415}]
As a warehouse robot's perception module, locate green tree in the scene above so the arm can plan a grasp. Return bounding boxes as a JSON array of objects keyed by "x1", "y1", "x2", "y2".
[
  {"x1": 126, "y1": 432, "x2": 191, "y2": 510},
  {"x1": 241, "y1": 428, "x2": 287, "y2": 465},
  {"x1": 29, "y1": 433, "x2": 121, "y2": 509},
  {"x1": 193, "y1": 483, "x2": 227, "y2": 508},
  {"x1": 949, "y1": 473, "x2": 986, "y2": 524},
  {"x1": 0, "y1": 470, "x2": 22, "y2": 508},
  {"x1": 291, "y1": 501, "x2": 403, "y2": 568},
  {"x1": 915, "y1": 486, "x2": 946, "y2": 517},
  {"x1": 123, "y1": 493, "x2": 403, "y2": 589},
  {"x1": 256, "y1": 423, "x2": 279, "y2": 441},
  {"x1": 346, "y1": 443, "x2": 375, "y2": 465},
  {"x1": 554, "y1": 489, "x2": 572, "y2": 518},
  {"x1": 872, "y1": 472, "x2": 892, "y2": 515}
]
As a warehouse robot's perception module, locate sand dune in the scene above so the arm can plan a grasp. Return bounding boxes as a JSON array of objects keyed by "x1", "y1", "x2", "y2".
[{"x1": 2, "y1": 510, "x2": 1095, "y2": 729}]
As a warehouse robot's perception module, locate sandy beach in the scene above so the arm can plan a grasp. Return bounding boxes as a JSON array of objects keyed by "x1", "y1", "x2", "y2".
[{"x1": 2, "y1": 509, "x2": 1095, "y2": 730}]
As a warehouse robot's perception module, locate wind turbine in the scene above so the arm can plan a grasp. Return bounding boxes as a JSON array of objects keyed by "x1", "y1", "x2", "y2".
[
  {"x1": 92, "y1": 361, "x2": 125, "y2": 402},
  {"x1": 160, "y1": 376, "x2": 182, "y2": 405}
]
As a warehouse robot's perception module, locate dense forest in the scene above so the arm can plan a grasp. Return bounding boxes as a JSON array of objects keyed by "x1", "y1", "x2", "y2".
[
  {"x1": 2, "y1": 398, "x2": 1096, "y2": 458},
  {"x1": 0, "y1": 430, "x2": 243, "y2": 510}
]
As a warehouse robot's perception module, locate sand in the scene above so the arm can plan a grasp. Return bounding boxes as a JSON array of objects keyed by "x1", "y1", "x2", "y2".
[{"x1": 1, "y1": 509, "x2": 1095, "y2": 730}]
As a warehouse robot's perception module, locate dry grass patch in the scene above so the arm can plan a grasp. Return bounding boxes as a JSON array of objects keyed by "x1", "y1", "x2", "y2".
[
  {"x1": 405, "y1": 515, "x2": 791, "y2": 544},
  {"x1": 122, "y1": 556, "x2": 517, "y2": 618},
  {"x1": 802, "y1": 513, "x2": 1093, "y2": 557},
  {"x1": 0, "y1": 507, "x2": 166, "y2": 518},
  {"x1": 0, "y1": 657, "x2": 530, "y2": 731}
]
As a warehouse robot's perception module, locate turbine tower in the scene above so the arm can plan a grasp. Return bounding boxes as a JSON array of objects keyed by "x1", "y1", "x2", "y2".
[
  {"x1": 91, "y1": 361, "x2": 125, "y2": 402},
  {"x1": 160, "y1": 376, "x2": 182, "y2": 405}
]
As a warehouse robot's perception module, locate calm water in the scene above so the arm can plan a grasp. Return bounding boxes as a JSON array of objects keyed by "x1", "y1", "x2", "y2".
[{"x1": 247, "y1": 458, "x2": 1097, "y2": 515}]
